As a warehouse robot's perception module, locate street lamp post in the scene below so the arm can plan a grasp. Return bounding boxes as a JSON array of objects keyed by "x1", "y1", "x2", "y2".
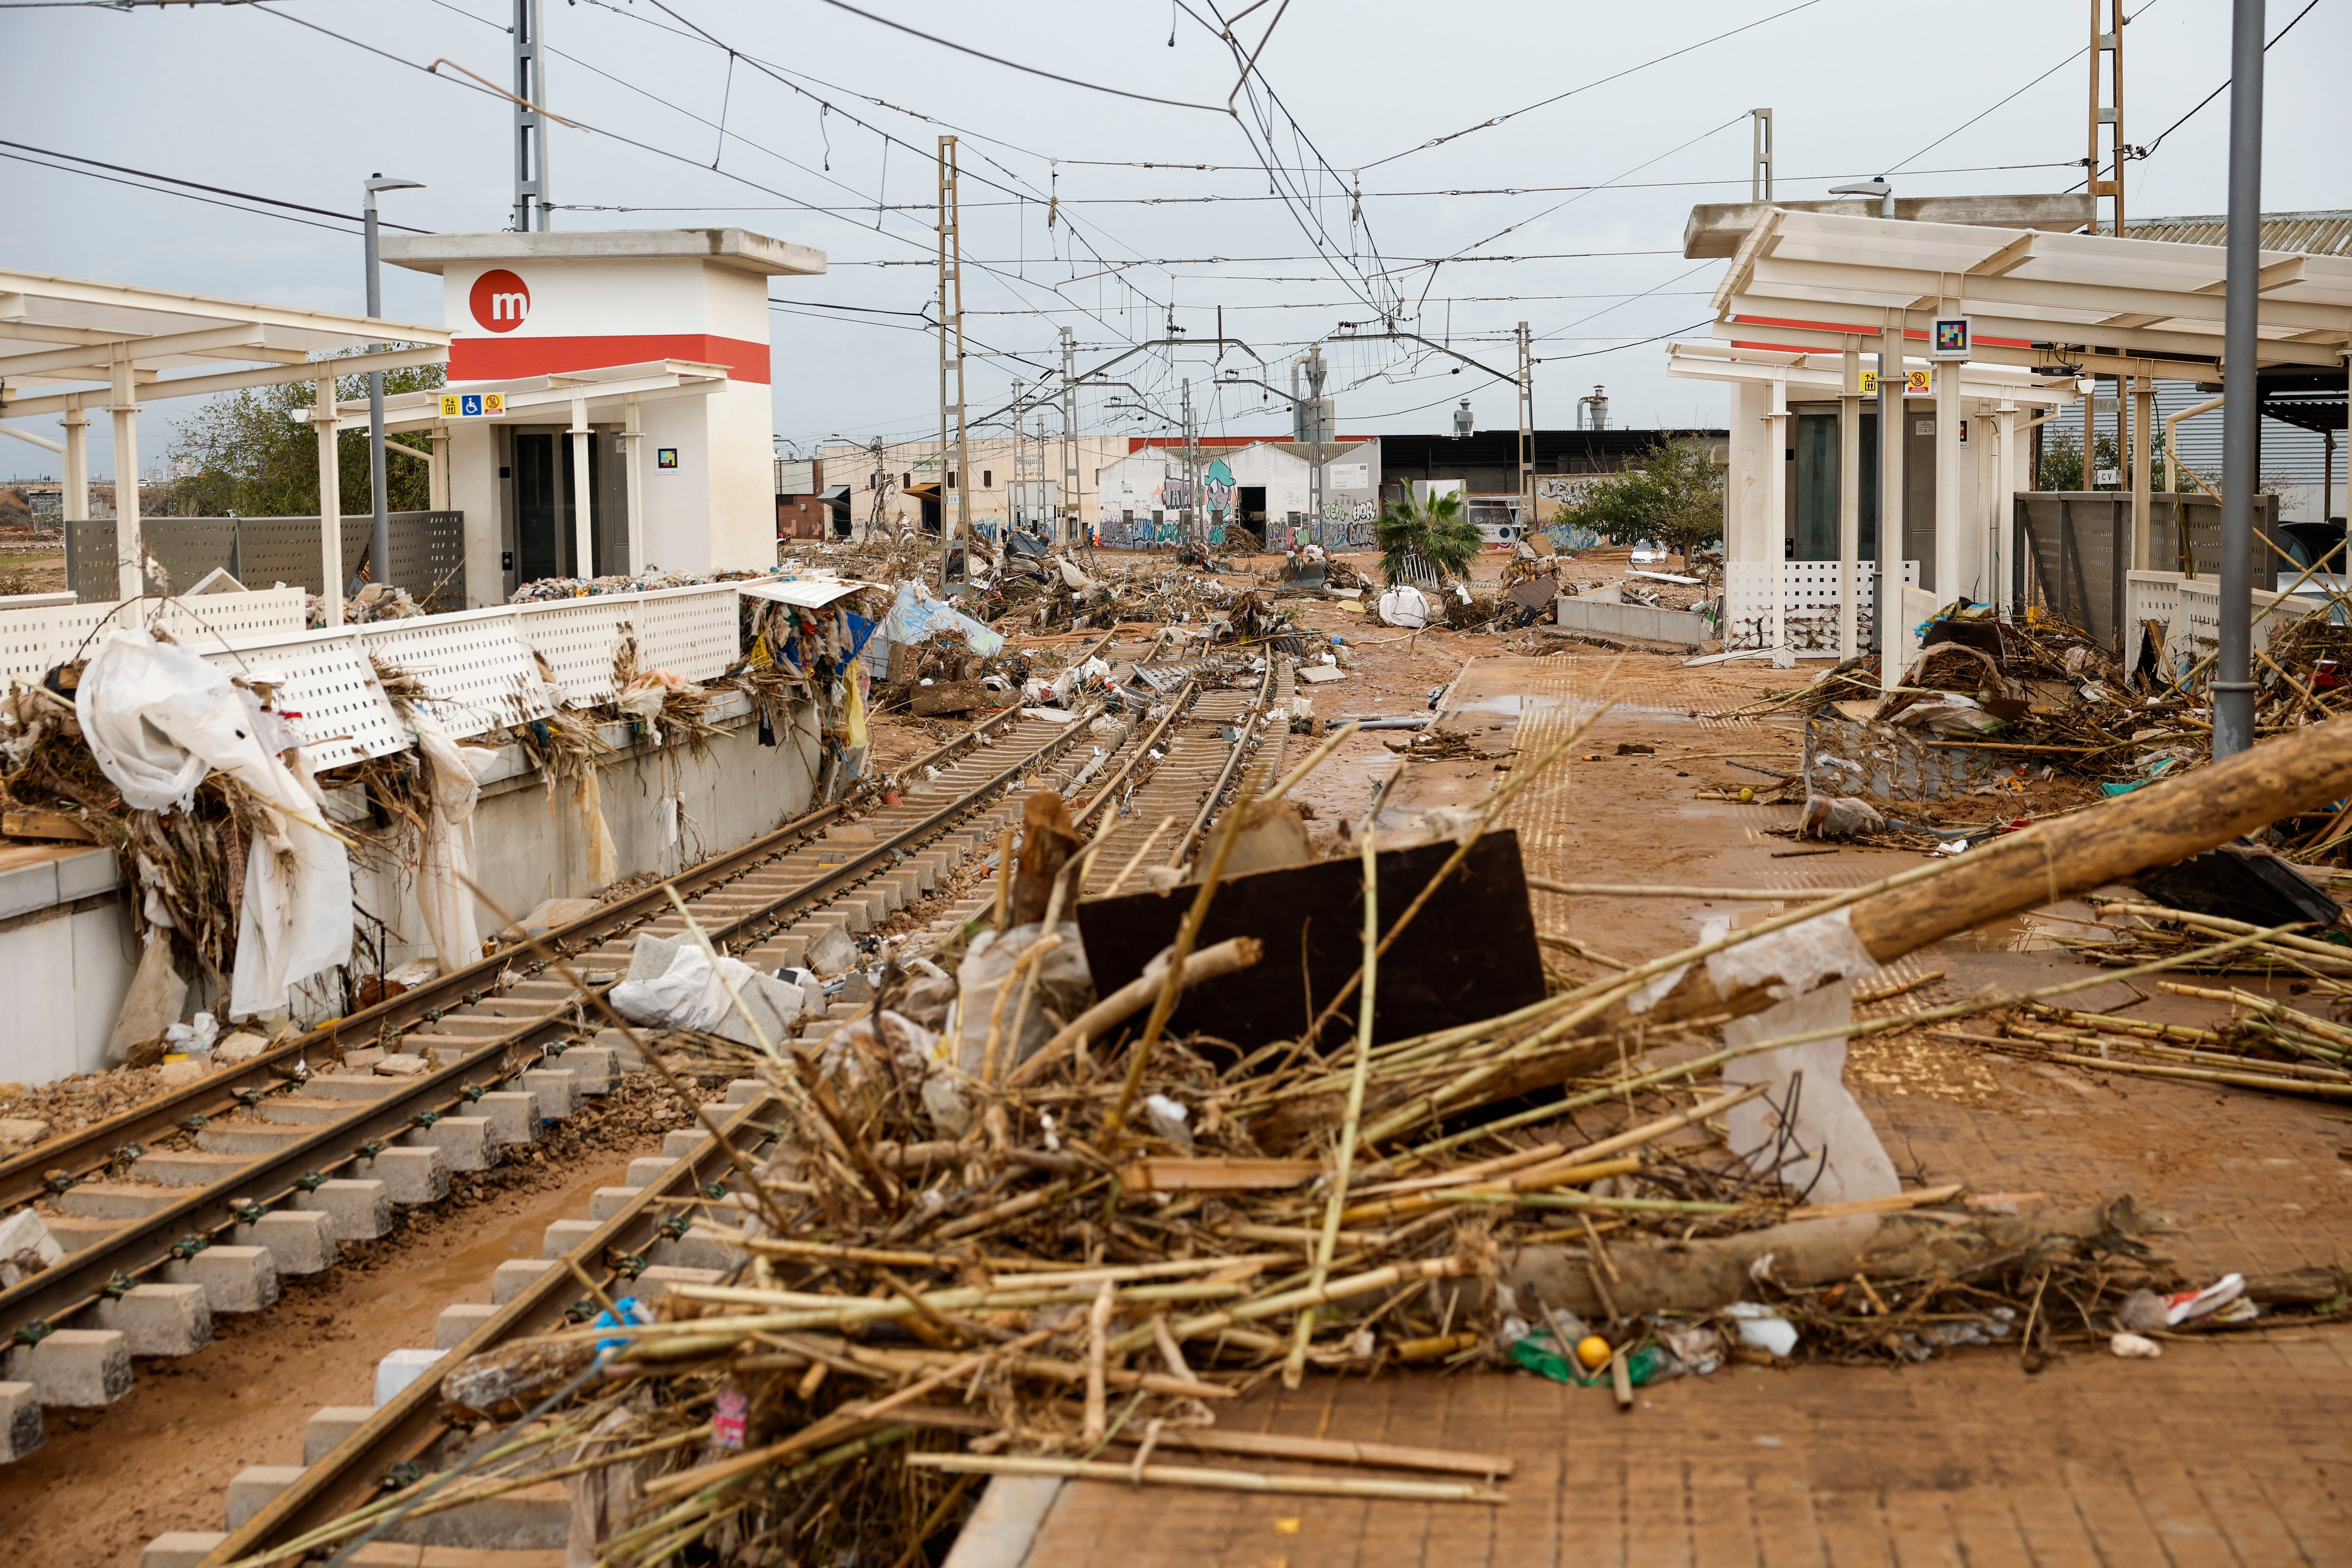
[{"x1": 364, "y1": 174, "x2": 425, "y2": 599}]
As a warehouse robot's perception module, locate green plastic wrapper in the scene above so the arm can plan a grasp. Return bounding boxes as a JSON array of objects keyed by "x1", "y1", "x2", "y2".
[{"x1": 1510, "y1": 1332, "x2": 1670, "y2": 1387}]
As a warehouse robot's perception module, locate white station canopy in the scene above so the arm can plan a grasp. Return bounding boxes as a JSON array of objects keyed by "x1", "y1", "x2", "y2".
[
  {"x1": 1710, "y1": 208, "x2": 2352, "y2": 377},
  {"x1": 0, "y1": 267, "x2": 448, "y2": 419}
]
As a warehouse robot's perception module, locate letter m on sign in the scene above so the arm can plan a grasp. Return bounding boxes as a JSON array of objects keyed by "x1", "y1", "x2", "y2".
[{"x1": 490, "y1": 293, "x2": 527, "y2": 322}]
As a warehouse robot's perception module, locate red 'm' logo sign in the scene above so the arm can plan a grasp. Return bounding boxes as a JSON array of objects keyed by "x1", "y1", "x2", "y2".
[{"x1": 469, "y1": 269, "x2": 532, "y2": 333}]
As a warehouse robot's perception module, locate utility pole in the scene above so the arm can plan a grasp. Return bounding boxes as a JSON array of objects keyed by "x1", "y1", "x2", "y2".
[
  {"x1": 936, "y1": 135, "x2": 970, "y2": 589},
  {"x1": 512, "y1": 0, "x2": 551, "y2": 231},
  {"x1": 1750, "y1": 108, "x2": 1773, "y2": 201},
  {"x1": 364, "y1": 174, "x2": 424, "y2": 595},
  {"x1": 1060, "y1": 326, "x2": 1080, "y2": 547},
  {"x1": 2214, "y1": 0, "x2": 2266, "y2": 757},
  {"x1": 2088, "y1": 0, "x2": 2126, "y2": 236},
  {"x1": 1516, "y1": 321, "x2": 1535, "y2": 533},
  {"x1": 1008, "y1": 376, "x2": 1025, "y2": 538},
  {"x1": 1298, "y1": 345, "x2": 1329, "y2": 533},
  {"x1": 1180, "y1": 378, "x2": 1198, "y2": 544}
]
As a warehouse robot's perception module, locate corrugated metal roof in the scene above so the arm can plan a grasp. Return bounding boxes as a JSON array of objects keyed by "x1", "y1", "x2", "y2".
[
  {"x1": 2122, "y1": 209, "x2": 2352, "y2": 256},
  {"x1": 2047, "y1": 384, "x2": 2339, "y2": 484}
]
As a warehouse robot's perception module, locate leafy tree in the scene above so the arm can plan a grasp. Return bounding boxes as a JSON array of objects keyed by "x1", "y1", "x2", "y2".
[
  {"x1": 1375, "y1": 487, "x2": 1482, "y2": 584},
  {"x1": 166, "y1": 358, "x2": 445, "y2": 517},
  {"x1": 2035, "y1": 424, "x2": 2184, "y2": 492},
  {"x1": 1557, "y1": 436, "x2": 1725, "y2": 565}
]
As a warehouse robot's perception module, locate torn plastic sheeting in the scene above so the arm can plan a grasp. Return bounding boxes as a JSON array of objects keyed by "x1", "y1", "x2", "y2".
[
  {"x1": 76, "y1": 629, "x2": 353, "y2": 1019},
  {"x1": 1721, "y1": 979, "x2": 1900, "y2": 1207},
  {"x1": 611, "y1": 936, "x2": 805, "y2": 1045},
  {"x1": 1704, "y1": 906, "x2": 1879, "y2": 1001},
  {"x1": 883, "y1": 581, "x2": 1004, "y2": 659},
  {"x1": 413, "y1": 709, "x2": 501, "y2": 977}
]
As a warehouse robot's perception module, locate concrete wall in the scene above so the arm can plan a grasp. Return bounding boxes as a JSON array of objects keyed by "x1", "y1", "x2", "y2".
[
  {"x1": 818, "y1": 436, "x2": 1128, "y2": 536},
  {"x1": 0, "y1": 846, "x2": 135, "y2": 1087},
  {"x1": 0, "y1": 691, "x2": 824, "y2": 1086}
]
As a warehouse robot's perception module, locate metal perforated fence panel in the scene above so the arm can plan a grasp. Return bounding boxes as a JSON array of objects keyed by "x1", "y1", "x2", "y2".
[{"x1": 68, "y1": 513, "x2": 465, "y2": 610}]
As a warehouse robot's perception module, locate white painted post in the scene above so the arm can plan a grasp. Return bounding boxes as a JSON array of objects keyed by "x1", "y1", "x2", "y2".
[
  {"x1": 316, "y1": 374, "x2": 343, "y2": 627},
  {"x1": 1933, "y1": 345, "x2": 1963, "y2": 605},
  {"x1": 61, "y1": 396, "x2": 88, "y2": 596},
  {"x1": 2130, "y1": 374, "x2": 2154, "y2": 572},
  {"x1": 568, "y1": 395, "x2": 595, "y2": 580},
  {"x1": 1768, "y1": 374, "x2": 1792, "y2": 668},
  {"x1": 1878, "y1": 315, "x2": 1907, "y2": 670},
  {"x1": 1838, "y1": 342, "x2": 1861, "y2": 659},
  {"x1": 623, "y1": 395, "x2": 645, "y2": 575},
  {"x1": 110, "y1": 354, "x2": 143, "y2": 603},
  {"x1": 1995, "y1": 402, "x2": 2021, "y2": 619},
  {"x1": 428, "y1": 423, "x2": 450, "y2": 513}
]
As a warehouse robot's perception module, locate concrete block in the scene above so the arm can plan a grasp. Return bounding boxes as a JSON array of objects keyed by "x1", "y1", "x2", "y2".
[
  {"x1": 96, "y1": 1283, "x2": 212, "y2": 1357},
  {"x1": 303, "y1": 1072, "x2": 408, "y2": 1102},
  {"x1": 762, "y1": 932, "x2": 810, "y2": 970},
  {"x1": 490, "y1": 1258, "x2": 555, "y2": 1305},
  {"x1": 624, "y1": 1265, "x2": 721, "y2": 1305},
  {"x1": 1552, "y1": 594, "x2": 1712, "y2": 647},
  {"x1": 662, "y1": 1128, "x2": 707, "y2": 1160},
  {"x1": 867, "y1": 877, "x2": 906, "y2": 915},
  {"x1": 406, "y1": 1115, "x2": 492, "y2": 1172},
  {"x1": 372, "y1": 1348, "x2": 445, "y2": 1406},
  {"x1": 131, "y1": 1150, "x2": 250, "y2": 1187},
  {"x1": 294, "y1": 1179, "x2": 391, "y2": 1242},
  {"x1": 434, "y1": 1302, "x2": 498, "y2": 1350},
  {"x1": 255, "y1": 1097, "x2": 351, "y2": 1125},
  {"x1": 0, "y1": 1381, "x2": 42, "y2": 1461},
  {"x1": 803, "y1": 922, "x2": 857, "y2": 974},
  {"x1": 721, "y1": 1077, "x2": 763, "y2": 1106},
  {"x1": 39, "y1": 1215, "x2": 122, "y2": 1253},
  {"x1": 224, "y1": 1465, "x2": 304, "y2": 1530},
  {"x1": 236, "y1": 1210, "x2": 335, "y2": 1275},
  {"x1": 653, "y1": 1223, "x2": 750, "y2": 1273},
  {"x1": 475, "y1": 1091, "x2": 538, "y2": 1147},
  {"x1": 14, "y1": 1328, "x2": 131, "y2": 1407},
  {"x1": 139, "y1": 1533, "x2": 228, "y2": 1568},
  {"x1": 55, "y1": 1180, "x2": 179, "y2": 1220},
  {"x1": 385, "y1": 1479, "x2": 569, "y2": 1551},
  {"x1": 625, "y1": 1155, "x2": 675, "y2": 1188},
  {"x1": 520, "y1": 1067, "x2": 579, "y2": 1121},
  {"x1": 591, "y1": 1027, "x2": 647, "y2": 1072},
  {"x1": 303, "y1": 1405, "x2": 374, "y2": 1465},
  {"x1": 560, "y1": 1045, "x2": 615, "y2": 1094},
  {"x1": 832, "y1": 892, "x2": 877, "y2": 934},
  {"x1": 166, "y1": 1244, "x2": 280, "y2": 1314},
  {"x1": 588, "y1": 1186, "x2": 644, "y2": 1221},
  {"x1": 197, "y1": 1123, "x2": 316, "y2": 1157},
  {"x1": 353, "y1": 1146, "x2": 450, "y2": 1206},
  {"x1": 542, "y1": 1218, "x2": 600, "y2": 1258}
]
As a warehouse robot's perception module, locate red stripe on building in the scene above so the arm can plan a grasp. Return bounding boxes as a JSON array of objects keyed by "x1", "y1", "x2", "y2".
[
  {"x1": 1125, "y1": 434, "x2": 1369, "y2": 453},
  {"x1": 450, "y1": 333, "x2": 771, "y2": 385},
  {"x1": 1729, "y1": 316, "x2": 2033, "y2": 350}
]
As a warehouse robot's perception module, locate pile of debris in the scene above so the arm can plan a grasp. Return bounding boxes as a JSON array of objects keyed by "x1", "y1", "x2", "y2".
[{"x1": 312, "y1": 722, "x2": 2352, "y2": 1565}]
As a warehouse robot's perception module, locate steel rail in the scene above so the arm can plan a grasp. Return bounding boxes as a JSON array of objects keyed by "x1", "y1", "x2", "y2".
[
  {"x1": 0, "y1": 637, "x2": 1112, "y2": 1214},
  {"x1": 1173, "y1": 660, "x2": 1279, "y2": 864},
  {"x1": 0, "y1": 702, "x2": 1108, "y2": 1344},
  {"x1": 199, "y1": 1092, "x2": 788, "y2": 1568}
]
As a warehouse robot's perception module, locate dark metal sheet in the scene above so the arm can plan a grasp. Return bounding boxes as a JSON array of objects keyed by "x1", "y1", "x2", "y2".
[{"x1": 1073, "y1": 829, "x2": 1546, "y2": 1049}]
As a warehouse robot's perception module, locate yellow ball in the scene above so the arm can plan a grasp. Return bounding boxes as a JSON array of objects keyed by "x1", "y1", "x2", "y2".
[{"x1": 1575, "y1": 1335, "x2": 1613, "y2": 1371}]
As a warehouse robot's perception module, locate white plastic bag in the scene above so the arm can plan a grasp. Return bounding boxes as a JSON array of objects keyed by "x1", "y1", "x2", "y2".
[
  {"x1": 412, "y1": 710, "x2": 499, "y2": 976},
  {"x1": 1377, "y1": 585, "x2": 1434, "y2": 629},
  {"x1": 77, "y1": 630, "x2": 353, "y2": 1019},
  {"x1": 611, "y1": 943, "x2": 759, "y2": 1033},
  {"x1": 954, "y1": 921, "x2": 1092, "y2": 1073}
]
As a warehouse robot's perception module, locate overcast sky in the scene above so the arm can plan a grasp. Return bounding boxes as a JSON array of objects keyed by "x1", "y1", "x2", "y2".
[{"x1": 4, "y1": 0, "x2": 2345, "y2": 480}]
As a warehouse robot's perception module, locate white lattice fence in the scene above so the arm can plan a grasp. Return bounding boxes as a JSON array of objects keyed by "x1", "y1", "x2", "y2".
[
  {"x1": 1724, "y1": 561, "x2": 1918, "y2": 652},
  {"x1": 4, "y1": 581, "x2": 747, "y2": 764},
  {"x1": 2168, "y1": 579, "x2": 2327, "y2": 669}
]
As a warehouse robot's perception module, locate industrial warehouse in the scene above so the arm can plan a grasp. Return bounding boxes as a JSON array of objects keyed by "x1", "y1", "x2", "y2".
[{"x1": 2, "y1": 4, "x2": 2350, "y2": 1567}]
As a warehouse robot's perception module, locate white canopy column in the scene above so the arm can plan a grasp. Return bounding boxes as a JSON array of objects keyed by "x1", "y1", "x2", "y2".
[
  {"x1": 2130, "y1": 376, "x2": 2155, "y2": 572},
  {"x1": 623, "y1": 394, "x2": 645, "y2": 574},
  {"x1": 1933, "y1": 316, "x2": 1963, "y2": 604},
  {"x1": 1995, "y1": 402, "x2": 2022, "y2": 617},
  {"x1": 1766, "y1": 374, "x2": 1791, "y2": 667},
  {"x1": 569, "y1": 394, "x2": 595, "y2": 580},
  {"x1": 315, "y1": 373, "x2": 343, "y2": 626},
  {"x1": 1838, "y1": 342, "x2": 1862, "y2": 659},
  {"x1": 1878, "y1": 315, "x2": 1907, "y2": 666},
  {"x1": 109, "y1": 352, "x2": 143, "y2": 602}
]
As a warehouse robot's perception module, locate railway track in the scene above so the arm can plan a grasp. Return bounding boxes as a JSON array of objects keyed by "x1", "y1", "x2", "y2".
[
  {"x1": 0, "y1": 631, "x2": 1136, "y2": 1425},
  {"x1": 162, "y1": 645, "x2": 1289, "y2": 1568}
]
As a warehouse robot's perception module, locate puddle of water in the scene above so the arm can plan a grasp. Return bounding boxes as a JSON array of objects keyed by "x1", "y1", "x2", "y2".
[{"x1": 1449, "y1": 693, "x2": 1568, "y2": 716}]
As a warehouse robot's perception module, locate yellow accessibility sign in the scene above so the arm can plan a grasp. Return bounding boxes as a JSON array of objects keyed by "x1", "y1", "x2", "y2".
[{"x1": 437, "y1": 392, "x2": 507, "y2": 418}]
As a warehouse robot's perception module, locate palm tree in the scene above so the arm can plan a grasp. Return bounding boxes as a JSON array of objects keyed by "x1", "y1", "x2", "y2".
[{"x1": 1375, "y1": 488, "x2": 1482, "y2": 586}]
